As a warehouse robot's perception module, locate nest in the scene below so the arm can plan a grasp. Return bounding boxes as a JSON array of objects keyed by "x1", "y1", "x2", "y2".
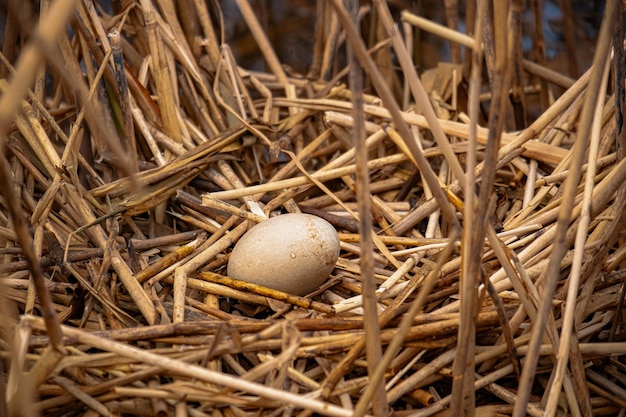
[{"x1": 1, "y1": 1, "x2": 625, "y2": 416}]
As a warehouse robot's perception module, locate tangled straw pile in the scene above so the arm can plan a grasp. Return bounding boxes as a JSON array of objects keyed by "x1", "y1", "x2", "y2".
[{"x1": 0, "y1": 0, "x2": 625, "y2": 416}]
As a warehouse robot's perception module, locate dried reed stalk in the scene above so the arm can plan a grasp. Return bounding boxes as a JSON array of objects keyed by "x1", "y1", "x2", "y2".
[
  {"x1": 0, "y1": 1, "x2": 623, "y2": 417},
  {"x1": 513, "y1": 2, "x2": 621, "y2": 415}
]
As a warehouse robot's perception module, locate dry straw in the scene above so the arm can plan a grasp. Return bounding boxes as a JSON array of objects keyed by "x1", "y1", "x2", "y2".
[{"x1": 0, "y1": 1, "x2": 625, "y2": 417}]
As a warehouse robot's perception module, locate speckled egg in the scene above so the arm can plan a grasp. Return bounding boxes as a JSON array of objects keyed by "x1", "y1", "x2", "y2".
[{"x1": 227, "y1": 213, "x2": 340, "y2": 296}]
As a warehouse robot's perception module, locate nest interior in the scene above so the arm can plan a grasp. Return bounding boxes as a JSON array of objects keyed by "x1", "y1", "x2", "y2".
[{"x1": 0, "y1": 1, "x2": 625, "y2": 416}]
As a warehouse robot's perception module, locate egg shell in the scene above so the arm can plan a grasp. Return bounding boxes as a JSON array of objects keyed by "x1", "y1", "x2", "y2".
[{"x1": 227, "y1": 213, "x2": 340, "y2": 296}]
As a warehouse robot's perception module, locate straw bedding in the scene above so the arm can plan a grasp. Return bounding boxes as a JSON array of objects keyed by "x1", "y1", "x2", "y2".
[{"x1": 0, "y1": 1, "x2": 625, "y2": 416}]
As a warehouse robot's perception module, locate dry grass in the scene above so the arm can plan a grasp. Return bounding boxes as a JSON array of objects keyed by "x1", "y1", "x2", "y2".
[{"x1": 0, "y1": 1, "x2": 625, "y2": 416}]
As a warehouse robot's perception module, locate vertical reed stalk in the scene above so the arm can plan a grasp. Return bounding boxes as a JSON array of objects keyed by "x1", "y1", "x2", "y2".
[
  {"x1": 345, "y1": 2, "x2": 387, "y2": 414},
  {"x1": 512, "y1": 1, "x2": 620, "y2": 415}
]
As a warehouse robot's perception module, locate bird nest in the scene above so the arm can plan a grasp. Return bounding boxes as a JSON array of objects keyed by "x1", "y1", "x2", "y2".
[{"x1": 0, "y1": 1, "x2": 625, "y2": 416}]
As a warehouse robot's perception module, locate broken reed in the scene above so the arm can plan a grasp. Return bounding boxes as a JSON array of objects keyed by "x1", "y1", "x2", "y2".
[{"x1": 0, "y1": 1, "x2": 625, "y2": 417}]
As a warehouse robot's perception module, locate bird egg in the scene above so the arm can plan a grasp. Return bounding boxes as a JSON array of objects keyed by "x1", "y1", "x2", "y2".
[{"x1": 227, "y1": 214, "x2": 340, "y2": 296}]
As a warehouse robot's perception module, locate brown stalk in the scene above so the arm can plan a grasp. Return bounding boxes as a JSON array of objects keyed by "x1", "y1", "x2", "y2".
[
  {"x1": 353, "y1": 231, "x2": 459, "y2": 417},
  {"x1": 0, "y1": 3, "x2": 621, "y2": 416},
  {"x1": 108, "y1": 30, "x2": 138, "y2": 174},
  {"x1": 25, "y1": 316, "x2": 357, "y2": 417},
  {"x1": 344, "y1": 1, "x2": 386, "y2": 415},
  {"x1": 58, "y1": 7, "x2": 139, "y2": 182},
  {"x1": 199, "y1": 272, "x2": 334, "y2": 315},
  {"x1": 234, "y1": 0, "x2": 296, "y2": 113},
  {"x1": 451, "y1": 0, "x2": 511, "y2": 413},
  {"x1": 544, "y1": 51, "x2": 612, "y2": 417},
  {"x1": 0, "y1": 0, "x2": 79, "y2": 380},
  {"x1": 140, "y1": 0, "x2": 182, "y2": 143},
  {"x1": 333, "y1": 0, "x2": 460, "y2": 234},
  {"x1": 210, "y1": 153, "x2": 406, "y2": 200},
  {"x1": 391, "y1": 51, "x2": 592, "y2": 235},
  {"x1": 508, "y1": 0, "x2": 526, "y2": 130},
  {"x1": 192, "y1": 0, "x2": 220, "y2": 68},
  {"x1": 443, "y1": 0, "x2": 461, "y2": 64},
  {"x1": 52, "y1": 376, "x2": 112, "y2": 417},
  {"x1": 512, "y1": 1, "x2": 621, "y2": 415},
  {"x1": 373, "y1": 2, "x2": 466, "y2": 188}
]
